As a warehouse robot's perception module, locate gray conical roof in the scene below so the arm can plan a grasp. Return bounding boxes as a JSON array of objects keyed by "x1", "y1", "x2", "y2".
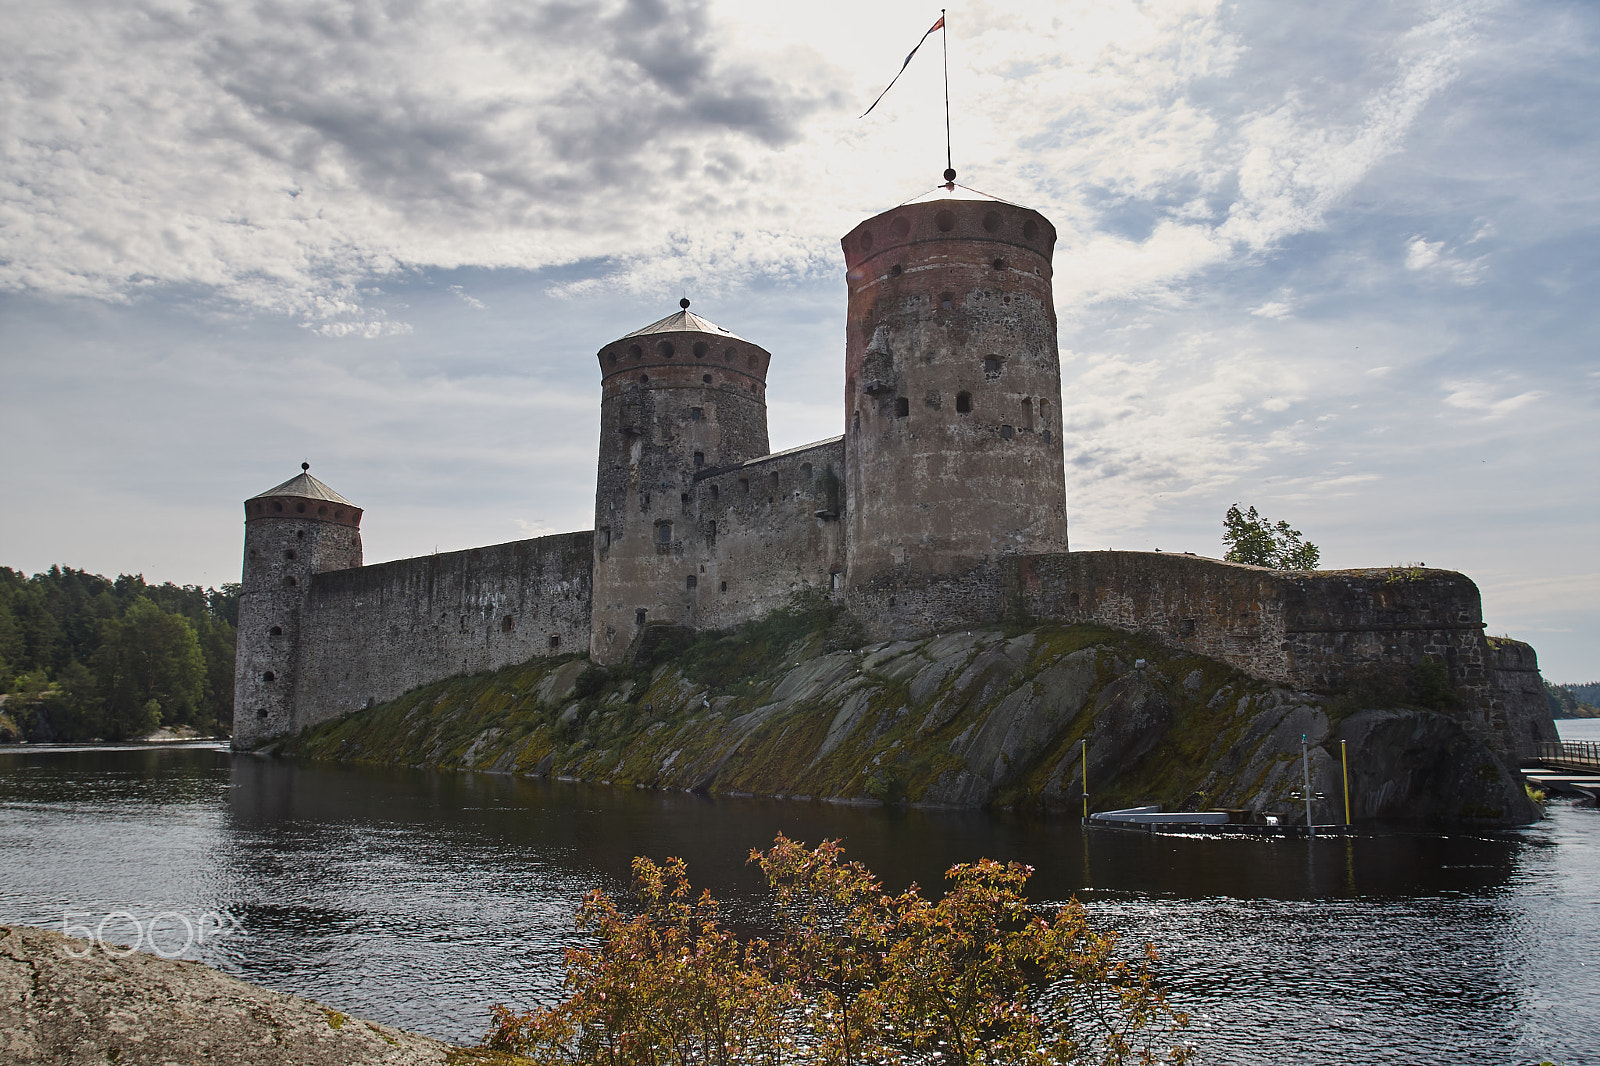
[
  {"x1": 249, "y1": 469, "x2": 356, "y2": 506},
  {"x1": 621, "y1": 307, "x2": 747, "y2": 342}
]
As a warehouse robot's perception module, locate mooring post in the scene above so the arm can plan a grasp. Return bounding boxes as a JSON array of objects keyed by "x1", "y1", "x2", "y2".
[
  {"x1": 1081, "y1": 737, "x2": 1089, "y2": 823},
  {"x1": 1341, "y1": 739, "x2": 1351, "y2": 826},
  {"x1": 1302, "y1": 734, "x2": 1315, "y2": 839}
]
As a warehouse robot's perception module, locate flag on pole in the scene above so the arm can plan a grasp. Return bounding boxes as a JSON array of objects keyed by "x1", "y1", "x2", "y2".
[{"x1": 860, "y1": 15, "x2": 946, "y2": 118}]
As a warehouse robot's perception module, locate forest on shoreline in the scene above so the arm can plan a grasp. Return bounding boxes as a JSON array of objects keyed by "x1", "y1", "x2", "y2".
[{"x1": 0, "y1": 566, "x2": 237, "y2": 742}]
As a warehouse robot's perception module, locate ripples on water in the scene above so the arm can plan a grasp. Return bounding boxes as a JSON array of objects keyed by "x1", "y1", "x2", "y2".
[{"x1": 1, "y1": 741, "x2": 1596, "y2": 1064}]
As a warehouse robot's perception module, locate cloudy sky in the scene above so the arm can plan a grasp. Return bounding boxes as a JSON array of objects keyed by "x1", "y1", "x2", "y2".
[{"x1": 2, "y1": 0, "x2": 1595, "y2": 680}]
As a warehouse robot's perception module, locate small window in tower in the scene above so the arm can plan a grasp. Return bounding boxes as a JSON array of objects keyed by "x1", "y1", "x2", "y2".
[
  {"x1": 639, "y1": 374, "x2": 649, "y2": 384},
  {"x1": 686, "y1": 574, "x2": 697, "y2": 589},
  {"x1": 272, "y1": 501, "x2": 283, "y2": 513},
  {"x1": 502, "y1": 615, "x2": 514, "y2": 633},
  {"x1": 599, "y1": 526, "x2": 611, "y2": 549},
  {"x1": 984, "y1": 355, "x2": 1001, "y2": 375},
  {"x1": 956, "y1": 391, "x2": 972, "y2": 413},
  {"x1": 940, "y1": 292, "x2": 953, "y2": 310},
  {"x1": 1043, "y1": 430, "x2": 1052, "y2": 443},
  {"x1": 295, "y1": 503, "x2": 306, "y2": 514},
  {"x1": 982, "y1": 210, "x2": 1001, "y2": 233},
  {"x1": 269, "y1": 625, "x2": 283, "y2": 636},
  {"x1": 800, "y1": 462, "x2": 812, "y2": 479},
  {"x1": 656, "y1": 521, "x2": 673, "y2": 544},
  {"x1": 285, "y1": 549, "x2": 297, "y2": 561},
  {"x1": 890, "y1": 264, "x2": 903, "y2": 277},
  {"x1": 738, "y1": 478, "x2": 749, "y2": 494},
  {"x1": 693, "y1": 341, "x2": 708, "y2": 359},
  {"x1": 257, "y1": 708, "x2": 268, "y2": 718},
  {"x1": 935, "y1": 209, "x2": 955, "y2": 232},
  {"x1": 636, "y1": 608, "x2": 647, "y2": 626},
  {"x1": 1023, "y1": 219, "x2": 1040, "y2": 240},
  {"x1": 629, "y1": 344, "x2": 643, "y2": 360},
  {"x1": 720, "y1": 581, "x2": 728, "y2": 592},
  {"x1": 991, "y1": 258, "x2": 1006, "y2": 271},
  {"x1": 262, "y1": 671, "x2": 276, "y2": 683},
  {"x1": 1022, "y1": 396, "x2": 1034, "y2": 431},
  {"x1": 707, "y1": 521, "x2": 717, "y2": 546},
  {"x1": 549, "y1": 634, "x2": 561, "y2": 649},
  {"x1": 747, "y1": 352, "x2": 758, "y2": 369},
  {"x1": 659, "y1": 341, "x2": 675, "y2": 359},
  {"x1": 859, "y1": 229, "x2": 874, "y2": 252},
  {"x1": 334, "y1": 509, "x2": 344, "y2": 520},
  {"x1": 641, "y1": 493, "x2": 650, "y2": 512},
  {"x1": 702, "y1": 374, "x2": 712, "y2": 384},
  {"x1": 690, "y1": 407, "x2": 703, "y2": 421},
  {"x1": 724, "y1": 346, "x2": 736, "y2": 362},
  {"x1": 318, "y1": 505, "x2": 328, "y2": 517},
  {"x1": 1001, "y1": 425, "x2": 1014, "y2": 440},
  {"x1": 681, "y1": 492, "x2": 691, "y2": 511},
  {"x1": 895, "y1": 397, "x2": 910, "y2": 418},
  {"x1": 296, "y1": 530, "x2": 304, "y2": 539},
  {"x1": 892, "y1": 216, "x2": 911, "y2": 239},
  {"x1": 709, "y1": 484, "x2": 719, "y2": 500}
]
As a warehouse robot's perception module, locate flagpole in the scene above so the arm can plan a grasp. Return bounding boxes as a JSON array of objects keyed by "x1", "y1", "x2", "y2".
[{"x1": 941, "y1": 9, "x2": 954, "y2": 183}]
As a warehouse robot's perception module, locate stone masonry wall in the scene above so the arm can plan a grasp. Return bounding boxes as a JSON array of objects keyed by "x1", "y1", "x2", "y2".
[
  {"x1": 1488, "y1": 637, "x2": 1559, "y2": 754},
  {"x1": 1006, "y1": 551, "x2": 1524, "y2": 750},
  {"x1": 686, "y1": 437, "x2": 846, "y2": 630},
  {"x1": 290, "y1": 531, "x2": 593, "y2": 732}
]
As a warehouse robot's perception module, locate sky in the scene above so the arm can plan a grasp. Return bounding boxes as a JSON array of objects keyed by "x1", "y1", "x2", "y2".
[{"x1": 1, "y1": 0, "x2": 1595, "y2": 681}]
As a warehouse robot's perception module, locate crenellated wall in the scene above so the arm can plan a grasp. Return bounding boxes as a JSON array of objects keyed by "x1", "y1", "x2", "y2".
[{"x1": 287, "y1": 532, "x2": 593, "y2": 732}]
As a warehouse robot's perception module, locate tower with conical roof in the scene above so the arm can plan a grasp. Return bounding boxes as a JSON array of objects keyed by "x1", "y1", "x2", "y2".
[
  {"x1": 590, "y1": 300, "x2": 773, "y2": 663},
  {"x1": 839, "y1": 182, "x2": 1069, "y2": 607},
  {"x1": 233, "y1": 464, "x2": 363, "y2": 743}
]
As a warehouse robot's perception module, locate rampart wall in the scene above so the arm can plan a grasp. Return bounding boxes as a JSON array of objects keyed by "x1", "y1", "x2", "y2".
[
  {"x1": 687, "y1": 437, "x2": 846, "y2": 630},
  {"x1": 290, "y1": 531, "x2": 593, "y2": 731}
]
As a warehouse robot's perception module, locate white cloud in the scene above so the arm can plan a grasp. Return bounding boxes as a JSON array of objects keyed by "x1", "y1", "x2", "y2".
[{"x1": 1442, "y1": 379, "x2": 1546, "y2": 418}]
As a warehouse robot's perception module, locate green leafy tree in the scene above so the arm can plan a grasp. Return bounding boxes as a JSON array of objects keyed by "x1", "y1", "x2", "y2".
[
  {"x1": 91, "y1": 598, "x2": 206, "y2": 738},
  {"x1": 1222, "y1": 504, "x2": 1321, "y2": 570}
]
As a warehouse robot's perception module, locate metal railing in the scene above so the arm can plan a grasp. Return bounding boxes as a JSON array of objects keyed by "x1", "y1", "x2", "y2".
[{"x1": 1531, "y1": 740, "x2": 1600, "y2": 772}]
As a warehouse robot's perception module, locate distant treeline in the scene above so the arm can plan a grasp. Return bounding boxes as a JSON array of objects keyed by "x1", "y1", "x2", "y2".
[
  {"x1": 0, "y1": 566, "x2": 237, "y2": 742},
  {"x1": 1546, "y1": 680, "x2": 1600, "y2": 720}
]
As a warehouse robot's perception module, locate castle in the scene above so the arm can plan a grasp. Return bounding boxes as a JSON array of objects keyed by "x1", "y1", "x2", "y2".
[{"x1": 233, "y1": 183, "x2": 1554, "y2": 758}]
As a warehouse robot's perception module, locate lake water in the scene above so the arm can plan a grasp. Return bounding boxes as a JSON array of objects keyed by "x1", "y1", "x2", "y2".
[{"x1": 1, "y1": 731, "x2": 1597, "y2": 1064}]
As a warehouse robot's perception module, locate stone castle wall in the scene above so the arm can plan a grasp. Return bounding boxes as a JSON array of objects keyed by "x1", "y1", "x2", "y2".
[{"x1": 287, "y1": 531, "x2": 593, "y2": 732}]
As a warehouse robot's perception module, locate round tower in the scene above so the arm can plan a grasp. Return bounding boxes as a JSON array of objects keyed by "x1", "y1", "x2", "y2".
[
  {"x1": 233, "y1": 464, "x2": 363, "y2": 745},
  {"x1": 840, "y1": 186, "x2": 1068, "y2": 590},
  {"x1": 590, "y1": 301, "x2": 772, "y2": 663}
]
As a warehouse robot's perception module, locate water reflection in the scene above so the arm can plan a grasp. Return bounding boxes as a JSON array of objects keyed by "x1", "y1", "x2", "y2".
[{"x1": 1, "y1": 743, "x2": 1595, "y2": 1064}]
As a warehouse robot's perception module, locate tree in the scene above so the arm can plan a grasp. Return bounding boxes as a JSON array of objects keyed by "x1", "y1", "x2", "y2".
[
  {"x1": 1222, "y1": 504, "x2": 1320, "y2": 570},
  {"x1": 91, "y1": 598, "x2": 206, "y2": 738},
  {"x1": 485, "y1": 835, "x2": 1192, "y2": 1066}
]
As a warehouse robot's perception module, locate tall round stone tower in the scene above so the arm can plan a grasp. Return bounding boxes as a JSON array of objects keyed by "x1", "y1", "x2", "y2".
[
  {"x1": 233, "y1": 465, "x2": 363, "y2": 745},
  {"x1": 590, "y1": 301, "x2": 772, "y2": 664},
  {"x1": 840, "y1": 186, "x2": 1068, "y2": 593}
]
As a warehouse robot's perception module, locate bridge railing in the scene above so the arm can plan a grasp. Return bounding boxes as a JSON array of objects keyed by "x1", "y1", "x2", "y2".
[{"x1": 1531, "y1": 740, "x2": 1600, "y2": 772}]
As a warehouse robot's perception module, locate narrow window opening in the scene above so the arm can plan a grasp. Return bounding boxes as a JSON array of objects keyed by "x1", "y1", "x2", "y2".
[
  {"x1": 262, "y1": 671, "x2": 276, "y2": 683},
  {"x1": 599, "y1": 526, "x2": 611, "y2": 549},
  {"x1": 690, "y1": 407, "x2": 703, "y2": 421},
  {"x1": 686, "y1": 574, "x2": 698, "y2": 589},
  {"x1": 659, "y1": 341, "x2": 675, "y2": 359},
  {"x1": 549, "y1": 634, "x2": 561, "y2": 649},
  {"x1": 681, "y1": 492, "x2": 691, "y2": 512},
  {"x1": 709, "y1": 484, "x2": 719, "y2": 500},
  {"x1": 656, "y1": 521, "x2": 673, "y2": 544},
  {"x1": 285, "y1": 549, "x2": 297, "y2": 561},
  {"x1": 639, "y1": 374, "x2": 649, "y2": 384},
  {"x1": 268, "y1": 625, "x2": 283, "y2": 636},
  {"x1": 693, "y1": 341, "x2": 708, "y2": 358},
  {"x1": 984, "y1": 355, "x2": 1001, "y2": 375},
  {"x1": 295, "y1": 530, "x2": 304, "y2": 539},
  {"x1": 800, "y1": 462, "x2": 812, "y2": 479},
  {"x1": 640, "y1": 493, "x2": 651, "y2": 512},
  {"x1": 693, "y1": 452, "x2": 704, "y2": 468},
  {"x1": 723, "y1": 346, "x2": 736, "y2": 362},
  {"x1": 890, "y1": 264, "x2": 903, "y2": 277},
  {"x1": 935, "y1": 209, "x2": 955, "y2": 231},
  {"x1": 1022, "y1": 396, "x2": 1034, "y2": 431},
  {"x1": 1001, "y1": 425, "x2": 1014, "y2": 440},
  {"x1": 702, "y1": 374, "x2": 712, "y2": 384},
  {"x1": 501, "y1": 615, "x2": 514, "y2": 633},
  {"x1": 940, "y1": 292, "x2": 953, "y2": 310},
  {"x1": 720, "y1": 581, "x2": 728, "y2": 592},
  {"x1": 636, "y1": 609, "x2": 647, "y2": 626},
  {"x1": 982, "y1": 210, "x2": 1001, "y2": 232},
  {"x1": 295, "y1": 503, "x2": 306, "y2": 514},
  {"x1": 629, "y1": 344, "x2": 643, "y2": 360},
  {"x1": 1069, "y1": 592, "x2": 1081, "y2": 607},
  {"x1": 895, "y1": 397, "x2": 910, "y2": 418},
  {"x1": 992, "y1": 258, "x2": 1006, "y2": 271},
  {"x1": 738, "y1": 478, "x2": 749, "y2": 494},
  {"x1": 955, "y1": 391, "x2": 972, "y2": 414}
]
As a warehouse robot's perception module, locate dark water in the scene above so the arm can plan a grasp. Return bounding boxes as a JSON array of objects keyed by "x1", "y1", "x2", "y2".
[{"x1": 1, "y1": 742, "x2": 1597, "y2": 1065}]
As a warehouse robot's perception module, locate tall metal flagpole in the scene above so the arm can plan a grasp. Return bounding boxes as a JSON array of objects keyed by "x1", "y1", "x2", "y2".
[{"x1": 942, "y1": 9, "x2": 954, "y2": 183}]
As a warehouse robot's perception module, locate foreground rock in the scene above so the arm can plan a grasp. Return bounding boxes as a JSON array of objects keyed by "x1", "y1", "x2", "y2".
[
  {"x1": 0, "y1": 925, "x2": 501, "y2": 1065},
  {"x1": 274, "y1": 618, "x2": 1542, "y2": 827}
]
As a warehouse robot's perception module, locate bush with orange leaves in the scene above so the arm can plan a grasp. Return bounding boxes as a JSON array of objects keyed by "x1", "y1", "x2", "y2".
[{"x1": 484, "y1": 834, "x2": 1191, "y2": 1066}]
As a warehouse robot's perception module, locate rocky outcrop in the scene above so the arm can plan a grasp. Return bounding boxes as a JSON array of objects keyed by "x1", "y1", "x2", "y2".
[
  {"x1": 276, "y1": 618, "x2": 1541, "y2": 827},
  {"x1": 0, "y1": 925, "x2": 493, "y2": 1065}
]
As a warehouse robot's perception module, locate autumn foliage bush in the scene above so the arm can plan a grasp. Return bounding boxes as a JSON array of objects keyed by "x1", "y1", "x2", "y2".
[{"x1": 484, "y1": 835, "x2": 1191, "y2": 1065}]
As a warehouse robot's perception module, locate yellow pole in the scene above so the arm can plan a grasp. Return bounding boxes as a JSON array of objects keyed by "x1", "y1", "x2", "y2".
[
  {"x1": 1081, "y1": 738, "x2": 1089, "y2": 822},
  {"x1": 1340, "y1": 739, "x2": 1351, "y2": 826}
]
